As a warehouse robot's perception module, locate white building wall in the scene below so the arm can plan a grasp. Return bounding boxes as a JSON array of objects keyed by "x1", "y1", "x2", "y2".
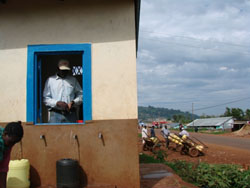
[
  {"x1": 224, "y1": 119, "x2": 234, "y2": 129},
  {"x1": 0, "y1": 0, "x2": 138, "y2": 122}
]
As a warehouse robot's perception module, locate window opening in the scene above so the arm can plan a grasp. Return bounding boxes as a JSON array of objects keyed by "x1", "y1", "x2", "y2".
[
  {"x1": 27, "y1": 44, "x2": 92, "y2": 125},
  {"x1": 36, "y1": 53, "x2": 83, "y2": 123},
  {"x1": 72, "y1": 66, "x2": 83, "y2": 76}
]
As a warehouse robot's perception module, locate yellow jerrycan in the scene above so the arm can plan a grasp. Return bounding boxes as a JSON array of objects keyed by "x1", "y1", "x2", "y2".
[{"x1": 7, "y1": 159, "x2": 30, "y2": 188}]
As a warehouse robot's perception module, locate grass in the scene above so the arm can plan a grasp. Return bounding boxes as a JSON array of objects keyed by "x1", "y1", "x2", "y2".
[
  {"x1": 139, "y1": 153, "x2": 250, "y2": 188},
  {"x1": 138, "y1": 133, "x2": 142, "y2": 138},
  {"x1": 166, "y1": 160, "x2": 250, "y2": 188},
  {"x1": 139, "y1": 153, "x2": 162, "y2": 163}
]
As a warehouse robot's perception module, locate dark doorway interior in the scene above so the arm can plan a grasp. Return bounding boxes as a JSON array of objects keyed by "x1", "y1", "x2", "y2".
[{"x1": 36, "y1": 53, "x2": 83, "y2": 123}]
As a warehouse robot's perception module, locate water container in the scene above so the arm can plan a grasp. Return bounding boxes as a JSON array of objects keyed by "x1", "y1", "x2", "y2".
[
  {"x1": 7, "y1": 159, "x2": 30, "y2": 188},
  {"x1": 56, "y1": 158, "x2": 80, "y2": 188}
]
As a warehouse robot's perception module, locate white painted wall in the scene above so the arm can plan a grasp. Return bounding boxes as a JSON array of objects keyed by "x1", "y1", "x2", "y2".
[
  {"x1": 224, "y1": 119, "x2": 234, "y2": 129},
  {"x1": 0, "y1": 0, "x2": 138, "y2": 121}
]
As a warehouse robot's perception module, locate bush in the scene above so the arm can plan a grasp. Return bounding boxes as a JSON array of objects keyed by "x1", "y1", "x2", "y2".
[
  {"x1": 139, "y1": 153, "x2": 162, "y2": 163},
  {"x1": 153, "y1": 150, "x2": 167, "y2": 162},
  {"x1": 166, "y1": 160, "x2": 250, "y2": 188},
  {"x1": 138, "y1": 133, "x2": 142, "y2": 138}
]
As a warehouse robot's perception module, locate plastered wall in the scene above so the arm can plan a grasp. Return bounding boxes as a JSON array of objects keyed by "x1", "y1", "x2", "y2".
[
  {"x1": 9, "y1": 120, "x2": 140, "y2": 188},
  {"x1": 0, "y1": 0, "x2": 138, "y2": 122}
]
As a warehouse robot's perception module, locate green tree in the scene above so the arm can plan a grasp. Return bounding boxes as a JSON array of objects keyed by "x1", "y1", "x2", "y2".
[
  {"x1": 231, "y1": 108, "x2": 244, "y2": 120},
  {"x1": 224, "y1": 107, "x2": 231, "y2": 116},
  {"x1": 245, "y1": 109, "x2": 250, "y2": 120}
]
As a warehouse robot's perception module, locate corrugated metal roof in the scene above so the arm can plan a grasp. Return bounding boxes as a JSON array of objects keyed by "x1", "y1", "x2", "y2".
[{"x1": 187, "y1": 117, "x2": 233, "y2": 127}]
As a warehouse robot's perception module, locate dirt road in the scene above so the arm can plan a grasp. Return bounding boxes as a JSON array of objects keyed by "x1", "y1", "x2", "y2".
[
  {"x1": 189, "y1": 132, "x2": 250, "y2": 150},
  {"x1": 142, "y1": 129, "x2": 250, "y2": 166},
  {"x1": 154, "y1": 129, "x2": 250, "y2": 150}
]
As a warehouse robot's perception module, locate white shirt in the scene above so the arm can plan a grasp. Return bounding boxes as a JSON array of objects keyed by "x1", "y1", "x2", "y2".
[
  {"x1": 161, "y1": 127, "x2": 170, "y2": 138},
  {"x1": 142, "y1": 127, "x2": 148, "y2": 138},
  {"x1": 43, "y1": 74, "x2": 83, "y2": 109},
  {"x1": 179, "y1": 130, "x2": 189, "y2": 137}
]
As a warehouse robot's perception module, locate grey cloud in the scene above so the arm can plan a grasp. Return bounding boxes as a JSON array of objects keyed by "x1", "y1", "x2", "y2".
[{"x1": 137, "y1": 0, "x2": 250, "y2": 115}]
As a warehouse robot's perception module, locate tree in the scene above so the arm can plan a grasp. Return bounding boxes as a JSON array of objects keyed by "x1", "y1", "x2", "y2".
[
  {"x1": 224, "y1": 107, "x2": 245, "y2": 120},
  {"x1": 245, "y1": 109, "x2": 250, "y2": 120},
  {"x1": 224, "y1": 107, "x2": 231, "y2": 116},
  {"x1": 231, "y1": 108, "x2": 244, "y2": 120},
  {"x1": 172, "y1": 114, "x2": 191, "y2": 124}
]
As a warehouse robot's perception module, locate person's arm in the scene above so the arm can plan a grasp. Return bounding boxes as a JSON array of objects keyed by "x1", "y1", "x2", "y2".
[
  {"x1": 0, "y1": 172, "x2": 7, "y2": 188},
  {"x1": 43, "y1": 78, "x2": 57, "y2": 108}
]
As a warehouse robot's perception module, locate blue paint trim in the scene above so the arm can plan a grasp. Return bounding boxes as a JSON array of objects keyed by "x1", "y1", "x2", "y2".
[
  {"x1": 27, "y1": 43, "x2": 92, "y2": 124},
  {"x1": 34, "y1": 54, "x2": 38, "y2": 123},
  {"x1": 27, "y1": 48, "x2": 35, "y2": 122},
  {"x1": 38, "y1": 59, "x2": 42, "y2": 123},
  {"x1": 82, "y1": 45, "x2": 92, "y2": 121},
  {"x1": 35, "y1": 123, "x2": 85, "y2": 126}
]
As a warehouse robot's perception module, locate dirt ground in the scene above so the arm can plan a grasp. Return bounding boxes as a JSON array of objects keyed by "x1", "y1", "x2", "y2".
[
  {"x1": 139, "y1": 129, "x2": 250, "y2": 188},
  {"x1": 140, "y1": 163, "x2": 197, "y2": 188},
  {"x1": 139, "y1": 140, "x2": 250, "y2": 167}
]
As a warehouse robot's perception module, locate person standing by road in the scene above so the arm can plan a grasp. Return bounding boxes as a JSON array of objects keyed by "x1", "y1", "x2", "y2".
[
  {"x1": 161, "y1": 125, "x2": 170, "y2": 148},
  {"x1": 179, "y1": 128, "x2": 189, "y2": 137},
  {"x1": 43, "y1": 59, "x2": 83, "y2": 123},
  {"x1": 179, "y1": 123, "x2": 184, "y2": 131},
  {"x1": 150, "y1": 126, "x2": 156, "y2": 138},
  {"x1": 141, "y1": 125, "x2": 148, "y2": 144}
]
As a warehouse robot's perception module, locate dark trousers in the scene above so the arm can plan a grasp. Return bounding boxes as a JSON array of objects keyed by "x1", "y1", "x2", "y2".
[{"x1": 165, "y1": 137, "x2": 169, "y2": 148}]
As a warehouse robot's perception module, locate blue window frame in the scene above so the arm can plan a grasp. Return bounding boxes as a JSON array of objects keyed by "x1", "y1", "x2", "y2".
[{"x1": 27, "y1": 44, "x2": 92, "y2": 124}]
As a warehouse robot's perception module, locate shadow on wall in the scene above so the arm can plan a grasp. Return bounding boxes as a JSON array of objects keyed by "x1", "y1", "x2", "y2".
[
  {"x1": 0, "y1": 0, "x2": 135, "y2": 50},
  {"x1": 30, "y1": 165, "x2": 41, "y2": 188},
  {"x1": 79, "y1": 165, "x2": 88, "y2": 188}
]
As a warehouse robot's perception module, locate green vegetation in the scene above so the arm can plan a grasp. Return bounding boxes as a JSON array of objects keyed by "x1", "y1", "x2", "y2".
[
  {"x1": 139, "y1": 153, "x2": 250, "y2": 188},
  {"x1": 224, "y1": 107, "x2": 250, "y2": 121},
  {"x1": 185, "y1": 128, "x2": 227, "y2": 135},
  {"x1": 205, "y1": 131, "x2": 228, "y2": 135},
  {"x1": 138, "y1": 133, "x2": 142, "y2": 138},
  {"x1": 139, "y1": 153, "x2": 162, "y2": 163},
  {"x1": 138, "y1": 106, "x2": 199, "y2": 123},
  {"x1": 139, "y1": 151, "x2": 167, "y2": 163},
  {"x1": 153, "y1": 150, "x2": 168, "y2": 162},
  {"x1": 138, "y1": 106, "x2": 250, "y2": 123},
  {"x1": 167, "y1": 160, "x2": 250, "y2": 188}
]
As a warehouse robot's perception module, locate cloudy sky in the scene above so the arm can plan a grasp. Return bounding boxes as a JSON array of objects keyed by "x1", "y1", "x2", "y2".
[{"x1": 137, "y1": 0, "x2": 250, "y2": 116}]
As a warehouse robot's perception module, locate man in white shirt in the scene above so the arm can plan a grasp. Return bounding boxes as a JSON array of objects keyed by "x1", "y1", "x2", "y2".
[
  {"x1": 161, "y1": 125, "x2": 170, "y2": 148},
  {"x1": 141, "y1": 126, "x2": 148, "y2": 144},
  {"x1": 179, "y1": 128, "x2": 190, "y2": 137},
  {"x1": 43, "y1": 59, "x2": 83, "y2": 123}
]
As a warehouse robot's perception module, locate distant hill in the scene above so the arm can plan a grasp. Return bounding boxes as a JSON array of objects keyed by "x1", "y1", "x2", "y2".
[{"x1": 138, "y1": 105, "x2": 199, "y2": 122}]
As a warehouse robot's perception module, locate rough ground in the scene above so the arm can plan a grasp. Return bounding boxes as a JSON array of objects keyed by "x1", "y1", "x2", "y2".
[
  {"x1": 140, "y1": 163, "x2": 197, "y2": 188},
  {"x1": 139, "y1": 128, "x2": 250, "y2": 188}
]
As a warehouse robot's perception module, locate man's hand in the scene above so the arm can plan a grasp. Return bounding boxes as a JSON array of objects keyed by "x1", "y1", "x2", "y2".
[
  {"x1": 56, "y1": 101, "x2": 69, "y2": 111},
  {"x1": 68, "y1": 101, "x2": 75, "y2": 110}
]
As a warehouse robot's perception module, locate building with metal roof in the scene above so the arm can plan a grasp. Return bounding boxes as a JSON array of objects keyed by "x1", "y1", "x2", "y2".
[{"x1": 187, "y1": 117, "x2": 234, "y2": 130}]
